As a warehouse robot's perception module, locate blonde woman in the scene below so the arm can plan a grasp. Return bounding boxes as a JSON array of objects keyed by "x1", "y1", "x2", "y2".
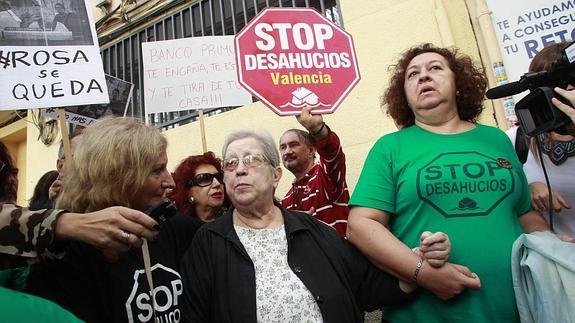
[{"x1": 27, "y1": 117, "x2": 202, "y2": 322}]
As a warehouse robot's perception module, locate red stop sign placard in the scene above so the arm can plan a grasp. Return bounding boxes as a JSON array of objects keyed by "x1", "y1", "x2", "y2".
[{"x1": 234, "y1": 7, "x2": 360, "y2": 116}]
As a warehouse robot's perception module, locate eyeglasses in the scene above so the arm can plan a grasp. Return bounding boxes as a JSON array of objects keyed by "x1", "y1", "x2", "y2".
[
  {"x1": 185, "y1": 172, "x2": 223, "y2": 187},
  {"x1": 222, "y1": 154, "x2": 268, "y2": 172}
]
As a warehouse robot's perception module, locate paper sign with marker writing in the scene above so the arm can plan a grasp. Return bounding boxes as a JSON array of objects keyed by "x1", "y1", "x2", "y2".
[
  {"x1": 141, "y1": 36, "x2": 252, "y2": 115},
  {"x1": 0, "y1": 0, "x2": 108, "y2": 110},
  {"x1": 43, "y1": 74, "x2": 133, "y2": 127}
]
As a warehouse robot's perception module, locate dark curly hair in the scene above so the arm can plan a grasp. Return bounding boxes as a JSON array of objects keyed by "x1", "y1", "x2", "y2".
[
  {"x1": 0, "y1": 141, "x2": 19, "y2": 203},
  {"x1": 383, "y1": 43, "x2": 488, "y2": 127},
  {"x1": 168, "y1": 151, "x2": 226, "y2": 218}
]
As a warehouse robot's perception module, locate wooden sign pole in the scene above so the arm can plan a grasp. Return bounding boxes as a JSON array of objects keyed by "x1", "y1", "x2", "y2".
[
  {"x1": 57, "y1": 108, "x2": 73, "y2": 171},
  {"x1": 198, "y1": 108, "x2": 208, "y2": 153}
]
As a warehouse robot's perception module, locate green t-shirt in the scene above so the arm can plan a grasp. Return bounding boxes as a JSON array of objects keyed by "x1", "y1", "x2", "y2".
[
  {"x1": 350, "y1": 124, "x2": 531, "y2": 323},
  {"x1": 0, "y1": 286, "x2": 83, "y2": 322}
]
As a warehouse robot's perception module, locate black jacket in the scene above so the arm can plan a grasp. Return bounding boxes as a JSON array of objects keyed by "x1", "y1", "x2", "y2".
[{"x1": 181, "y1": 207, "x2": 411, "y2": 322}]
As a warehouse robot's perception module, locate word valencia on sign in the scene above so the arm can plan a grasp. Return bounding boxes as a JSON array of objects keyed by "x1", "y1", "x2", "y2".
[{"x1": 234, "y1": 7, "x2": 360, "y2": 116}]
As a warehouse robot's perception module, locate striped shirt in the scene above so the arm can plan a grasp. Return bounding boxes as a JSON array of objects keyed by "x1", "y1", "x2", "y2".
[{"x1": 281, "y1": 128, "x2": 349, "y2": 237}]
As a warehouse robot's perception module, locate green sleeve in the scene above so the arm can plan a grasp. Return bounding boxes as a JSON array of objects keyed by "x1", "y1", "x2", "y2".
[
  {"x1": 350, "y1": 136, "x2": 397, "y2": 214},
  {"x1": 0, "y1": 286, "x2": 83, "y2": 322}
]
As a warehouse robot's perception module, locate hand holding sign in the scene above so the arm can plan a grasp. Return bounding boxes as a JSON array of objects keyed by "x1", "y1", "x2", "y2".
[{"x1": 296, "y1": 106, "x2": 326, "y2": 138}]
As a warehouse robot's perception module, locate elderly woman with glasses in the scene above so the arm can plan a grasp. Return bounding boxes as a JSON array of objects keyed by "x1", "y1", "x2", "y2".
[
  {"x1": 180, "y1": 129, "x2": 424, "y2": 322},
  {"x1": 169, "y1": 152, "x2": 227, "y2": 222}
]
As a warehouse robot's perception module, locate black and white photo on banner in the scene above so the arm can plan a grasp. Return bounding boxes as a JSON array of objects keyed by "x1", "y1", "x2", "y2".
[
  {"x1": 43, "y1": 74, "x2": 134, "y2": 127},
  {"x1": 0, "y1": 0, "x2": 92, "y2": 46}
]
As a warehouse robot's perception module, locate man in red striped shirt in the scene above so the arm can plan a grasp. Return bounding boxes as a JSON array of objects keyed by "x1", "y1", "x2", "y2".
[{"x1": 279, "y1": 106, "x2": 349, "y2": 236}]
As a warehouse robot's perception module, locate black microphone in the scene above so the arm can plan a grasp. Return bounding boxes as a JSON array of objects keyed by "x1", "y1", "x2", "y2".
[
  {"x1": 486, "y1": 71, "x2": 550, "y2": 99},
  {"x1": 486, "y1": 81, "x2": 525, "y2": 99}
]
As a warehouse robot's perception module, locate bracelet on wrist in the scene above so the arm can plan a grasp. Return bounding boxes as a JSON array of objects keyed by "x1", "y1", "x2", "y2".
[
  {"x1": 311, "y1": 122, "x2": 326, "y2": 136},
  {"x1": 412, "y1": 259, "x2": 423, "y2": 283}
]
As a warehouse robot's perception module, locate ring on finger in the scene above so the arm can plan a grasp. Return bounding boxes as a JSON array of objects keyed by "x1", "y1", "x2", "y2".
[{"x1": 121, "y1": 230, "x2": 131, "y2": 243}]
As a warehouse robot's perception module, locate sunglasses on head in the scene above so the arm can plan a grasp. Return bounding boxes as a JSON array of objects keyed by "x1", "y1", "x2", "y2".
[{"x1": 185, "y1": 172, "x2": 223, "y2": 187}]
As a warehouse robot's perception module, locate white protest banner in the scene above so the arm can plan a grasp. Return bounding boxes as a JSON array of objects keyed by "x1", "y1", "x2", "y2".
[
  {"x1": 0, "y1": 0, "x2": 109, "y2": 110},
  {"x1": 141, "y1": 35, "x2": 252, "y2": 114},
  {"x1": 43, "y1": 74, "x2": 133, "y2": 127},
  {"x1": 487, "y1": 0, "x2": 574, "y2": 83}
]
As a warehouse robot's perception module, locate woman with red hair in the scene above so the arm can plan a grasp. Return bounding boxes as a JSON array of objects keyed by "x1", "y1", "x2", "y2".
[{"x1": 170, "y1": 151, "x2": 227, "y2": 222}]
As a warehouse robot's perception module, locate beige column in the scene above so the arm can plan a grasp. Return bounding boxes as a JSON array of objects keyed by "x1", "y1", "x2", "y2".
[
  {"x1": 434, "y1": 0, "x2": 455, "y2": 47},
  {"x1": 474, "y1": 0, "x2": 514, "y2": 129}
]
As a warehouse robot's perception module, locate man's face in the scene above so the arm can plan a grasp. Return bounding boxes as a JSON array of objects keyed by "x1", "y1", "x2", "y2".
[
  {"x1": 279, "y1": 131, "x2": 314, "y2": 175},
  {"x1": 55, "y1": 4, "x2": 64, "y2": 13}
]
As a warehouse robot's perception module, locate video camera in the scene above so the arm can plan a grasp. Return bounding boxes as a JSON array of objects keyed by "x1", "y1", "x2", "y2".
[{"x1": 486, "y1": 42, "x2": 575, "y2": 137}]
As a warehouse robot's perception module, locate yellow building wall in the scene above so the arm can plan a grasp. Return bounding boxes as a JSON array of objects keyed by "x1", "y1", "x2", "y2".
[
  {"x1": 25, "y1": 116, "x2": 61, "y2": 202},
  {"x1": 6, "y1": 0, "x2": 501, "y2": 203}
]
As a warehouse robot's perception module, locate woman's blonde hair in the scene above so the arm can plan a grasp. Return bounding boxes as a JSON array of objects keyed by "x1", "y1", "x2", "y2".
[{"x1": 57, "y1": 117, "x2": 167, "y2": 212}]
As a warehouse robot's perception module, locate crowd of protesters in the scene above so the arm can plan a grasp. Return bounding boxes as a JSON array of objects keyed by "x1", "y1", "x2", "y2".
[{"x1": 0, "y1": 41, "x2": 574, "y2": 322}]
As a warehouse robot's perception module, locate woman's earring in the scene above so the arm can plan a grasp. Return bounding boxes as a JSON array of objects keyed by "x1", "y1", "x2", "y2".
[
  {"x1": 188, "y1": 196, "x2": 195, "y2": 204},
  {"x1": 456, "y1": 90, "x2": 460, "y2": 97}
]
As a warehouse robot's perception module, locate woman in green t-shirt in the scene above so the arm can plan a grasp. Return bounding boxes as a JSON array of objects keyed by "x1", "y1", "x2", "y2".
[{"x1": 347, "y1": 43, "x2": 555, "y2": 323}]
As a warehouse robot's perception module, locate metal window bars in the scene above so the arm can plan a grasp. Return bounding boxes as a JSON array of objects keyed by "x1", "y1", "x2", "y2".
[{"x1": 100, "y1": 0, "x2": 341, "y2": 129}]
